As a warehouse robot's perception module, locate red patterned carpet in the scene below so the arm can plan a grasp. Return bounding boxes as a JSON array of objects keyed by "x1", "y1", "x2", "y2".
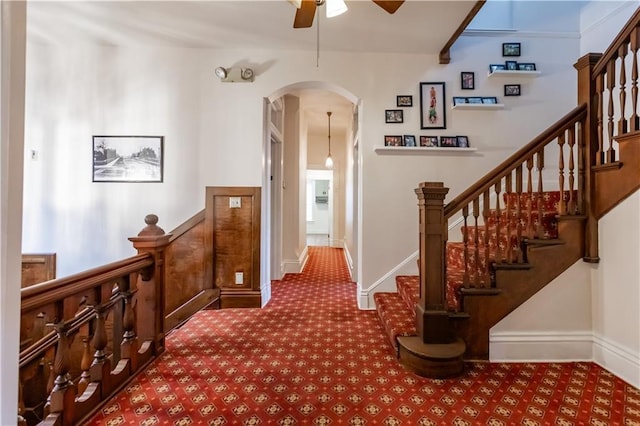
[{"x1": 88, "y1": 247, "x2": 640, "y2": 425}]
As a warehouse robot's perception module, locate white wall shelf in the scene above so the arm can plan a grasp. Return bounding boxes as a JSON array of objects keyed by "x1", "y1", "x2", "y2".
[
  {"x1": 375, "y1": 146, "x2": 478, "y2": 154},
  {"x1": 488, "y1": 70, "x2": 540, "y2": 78},
  {"x1": 452, "y1": 103, "x2": 504, "y2": 110}
]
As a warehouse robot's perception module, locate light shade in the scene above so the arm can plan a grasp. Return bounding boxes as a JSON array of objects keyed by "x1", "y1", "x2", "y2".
[
  {"x1": 214, "y1": 67, "x2": 227, "y2": 79},
  {"x1": 325, "y1": 154, "x2": 334, "y2": 169},
  {"x1": 326, "y1": 0, "x2": 347, "y2": 18}
]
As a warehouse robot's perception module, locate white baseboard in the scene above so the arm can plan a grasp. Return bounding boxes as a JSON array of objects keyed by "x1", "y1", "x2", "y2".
[
  {"x1": 282, "y1": 246, "x2": 308, "y2": 274},
  {"x1": 592, "y1": 333, "x2": 640, "y2": 388},
  {"x1": 489, "y1": 331, "x2": 593, "y2": 362},
  {"x1": 358, "y1": 250, "x2": 419, "y2": 309},
  {"x1": 260, "y1": 282, "x2": 272, "y2": 308},
  {"x1": 343, "y1": 242, "x2": 354, "y2": 281}
]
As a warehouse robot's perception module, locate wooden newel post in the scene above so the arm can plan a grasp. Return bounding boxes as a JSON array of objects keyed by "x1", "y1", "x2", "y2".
[
  {"x1": 574, "y1": 53, "x2": 603, "y2": 263},
  {"x1": 414, "y1": 182, "x2": 454, "y2": 343},
  {"x1": 128, "y1": 214, "x2": 172, "y2": 355}
]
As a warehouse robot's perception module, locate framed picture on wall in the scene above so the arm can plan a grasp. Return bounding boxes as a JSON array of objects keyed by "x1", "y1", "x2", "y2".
[
  {"x1": 385, "y1": 109, "x2": 404, "y2": 123},
  {"x1": 460, "y1": 72, "x2": 474, "y2": 90},
  {"x1": 384, "y1": 135, "x2": 403, "y2": 146},
  {"x1": 419, "y1": 82, "x2": 446, "y2": 129},
  {"x1": 92, "y1": 135, "x2": 164, "y2": 182},
  {"x1": 396, "y1": 95, "x2": 413, "y2": 107}
]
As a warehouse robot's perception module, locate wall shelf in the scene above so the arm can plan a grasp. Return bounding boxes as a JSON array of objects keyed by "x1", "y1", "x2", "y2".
[
  {"x1": 452, "y1": 103, "x2": 504, "y2": 110},
  {"x1": 488, "y1": 70, "x2": 540, "y2": 78},
  {"x1": 375, "y1": 146, "x2": 478, "y2": 154}
]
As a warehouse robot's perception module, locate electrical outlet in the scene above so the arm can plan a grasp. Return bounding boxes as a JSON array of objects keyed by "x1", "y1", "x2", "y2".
[
  {"x1": 235, "y1": 272, "x2": 244, "y2": 285},
  {"x1": 229, "y1": 197, "x2": 241, "y2": 208}
]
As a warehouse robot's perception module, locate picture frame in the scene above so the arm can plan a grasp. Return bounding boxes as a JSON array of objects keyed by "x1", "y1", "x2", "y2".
[
  {"x1": 453, "y1": 96, "x2": 467, "y2": 106},
  {"x1": 419, "y1": 82, "x2": 446, "y2": 129},
  {"x1": 396, "y1": 95, "x2": 413, "y2": 107},
  {"x1": 460, "y1": 72, "x2": 475, "y2": 90},
  {"x1": 467, "y1": 97, "x2": 483, "y2": 104},
  {"x1": 482, "y1": 96, "x2": 498, "y2": 104},
  {"x1": 505, "y1": 60, "x2": 518, "y2": 70},
  {"x1": 384, "y1": 135, "x2": 403, "y2": 146},
  {"x1": 439, "y1": 136, "x2": 458, "y2": 148},
  {"x1": 93, "y1": 135, "x2": 164, "y2": 183},
  {"x1": 502, "y1": 42, "x2": 521, "y2": 57},
  {"x1": 517, "y1": 62, "x2": 537, "y2": 71},
  {"x1": 403, "y1": 135, "x2": 417, "y2": 147},
  {"x1": 420, "y1": 136, "x2": 439, "y2": 147},
  {"x1": 489, "y1": 64, "x2": 506, "y2": 73},
  {"x1": 457, "y1": 135, "x2": 470, "y2": 148},
  {"x1": 504, "y1": 84, "x2": 521, "y2": 96},
  {"x1": 385, "y1": 109, "x2": 404, "y2": 123}
]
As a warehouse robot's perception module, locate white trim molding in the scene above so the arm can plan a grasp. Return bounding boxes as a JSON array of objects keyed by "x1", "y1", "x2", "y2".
[
  {"x1": 489, "y1": 331, "x2": 593, "y2": 363},
  {"x1": 282, "y1": 246, "x2": 308, "y2": 275},
  {"x1": 593, "y1": 333, "x2": 640, "y2": 389}
]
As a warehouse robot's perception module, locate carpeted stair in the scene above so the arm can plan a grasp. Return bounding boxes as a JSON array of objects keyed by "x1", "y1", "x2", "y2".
[{"x1": 374, "y1": 190, "x2": 572, "y2": 352}]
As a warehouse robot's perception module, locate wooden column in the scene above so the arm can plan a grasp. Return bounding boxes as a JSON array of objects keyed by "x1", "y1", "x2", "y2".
[
  {"x1": 574, "y1": 53, "x2": 603, "y2": 263},
  {"x1": 129, "y1": 214, "x2": 172, "y2": 354},
  {"x1": 414, "y1": 182, "x2": 453, "y2": 343}
]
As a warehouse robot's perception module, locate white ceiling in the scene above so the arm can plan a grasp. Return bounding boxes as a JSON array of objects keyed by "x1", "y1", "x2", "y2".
[{"x1": 26, "y1": 0, "x2": 478, "y2": 134}]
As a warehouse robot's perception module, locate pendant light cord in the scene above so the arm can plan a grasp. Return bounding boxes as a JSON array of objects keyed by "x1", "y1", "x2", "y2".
[{"x1": 316, "y1": 8, "x2": 320, "y2": 68}]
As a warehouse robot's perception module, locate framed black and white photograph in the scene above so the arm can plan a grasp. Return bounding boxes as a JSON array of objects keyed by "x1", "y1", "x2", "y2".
[
  {"x1": 457, "y1": 135, "x2": 470, "y2": 148},
  {"x1": 93, "y1": 135, "x2": 164, "y2": 182},
  {"x1": 461, "y1": 72, "x2": 475, "y2": 90},
  {"x1": 420, "y1": 136, "x2": 439, "y2": 147},
  {"x1": 504, "y1": 84, "x2": 521, "y2": 96},
  {"x1": 505, "y1": 60, "x2": 518, "y2": 70},
  {"x1": 385, "y1": 109, "x2": 404, "y2": 123},
  {"x1": 453, "y1": 96, "x2": 467, "y2": 106},
  {"x1": 384, "y1": 135, "x2": 403, "y2": 146},
  {"x1": 420, "y1": 82, "x2": 446, "y2": 129},
  {"x1": 517, "y1": 62, "x2": 537, "y2": 71},
  {"x1": 489, "y1": 64, "x2": 506, "y2": 73},
  {"x1": 502, "y1": 42, "x2": 521, "y2": 57},
  {"x1": 439, "y1": 136, "x2": 458, "y2": 147},
  {"x1": 467, "y1": 97, "x2": 483, "y2": 104},
  {"x1": 482, "y1": 97, "x2": 498, "y2": 104},
  {"x1": 403, "y1": 135, "x2": 417, "y2": 147},
  {"x1": 396, "y1": 95, "x2": 413, "y2": 107}
]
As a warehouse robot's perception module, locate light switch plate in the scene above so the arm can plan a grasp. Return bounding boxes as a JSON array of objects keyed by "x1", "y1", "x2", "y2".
[
  {"x1": 235, "y1": 272, "x2": 244, "y2": 285},
  {"x1": 229, "y1": 197, "x2": 241, "y2": 208}
]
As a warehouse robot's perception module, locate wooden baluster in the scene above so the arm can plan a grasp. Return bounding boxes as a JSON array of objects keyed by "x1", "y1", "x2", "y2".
[
  {"x1": 526, "y1": 157, "x2": 534, "y2": 237},
  {"x1": 515, "y1": 164, "x2": 524, "y2": 263},
  {"x1": 472, "y1": 198, "x2": 481, "y2": 286},
  {"x1": 567, "y1": 125, "x2": 577, "y2": 215},
  {"x1": 619, "y1": 45, "x2": 629, "y2": 134},
  {"x1": 45, "y1": 323, "x2": 76, "y2": 425},
  {"x1": 607, "y1": 60, "x2": 617, "y2": 163},
  {"x1": 90, "y1": 307, "x2": 110, "y2": 391},
  {"x1": 558, "y1": 132, "x2": 566, "y2": 215},
  {"x1": 577, "y1": 119, "x2": 585, "y2": 215},
  {"x1": 77, "y1": 336, "x2": 92, "y2": 395},
  {"x1": 462, "y1": 205, "x2": 470, "y2": 288},
  {"x1": 494, "y1": 180, "x2": 503, "y2": 263},
  {"x1": 631, "y1": 27, "x2": 640, "y2": 131},
  {"x1": 505, "y1": 173, "x2": 513, "y2": 263},
  {"x1": 536, "y1": 150, "x2": 545, "y2": 238},
  {"x1": 482, "y1": 189, "x2": 491, "y2": 286},
  {"x1": 121, "y1": 279, "x2": 139, "y2": 370},
  {"x1": 596, "y1": 74, "x2": 605, "y2": 165}
]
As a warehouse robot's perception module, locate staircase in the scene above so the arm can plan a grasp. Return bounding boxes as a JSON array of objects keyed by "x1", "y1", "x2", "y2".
[{"x1": 373, "y1": 6, "x2": 640, "y2": 378}]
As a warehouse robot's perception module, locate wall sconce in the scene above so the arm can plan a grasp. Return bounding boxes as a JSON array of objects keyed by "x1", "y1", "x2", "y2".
[{"x1": 214, "y1": 66, "x2": 255, "y2": 83}]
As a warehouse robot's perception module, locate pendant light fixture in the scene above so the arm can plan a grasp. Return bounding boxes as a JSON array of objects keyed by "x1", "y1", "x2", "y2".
[{"x1": 325, "y1": 111, "x2": 334, "y2": 169}]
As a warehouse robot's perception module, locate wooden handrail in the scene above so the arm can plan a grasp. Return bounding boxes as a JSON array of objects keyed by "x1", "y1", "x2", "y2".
[
  {"x1": 593, "y1": 6, "x2": 640, "y2": 76},
  {"x1": 439, "y1": 0, "x2": 486, "y2": 64},
  {"x1": 21, "y1": 253, "x2": 153, "y2": 312},
  {"x1": 444, "y1": 104, "x2": 587, "y2": 217}
]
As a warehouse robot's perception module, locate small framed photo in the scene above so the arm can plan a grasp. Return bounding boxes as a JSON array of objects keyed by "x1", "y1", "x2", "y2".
[
  {"x1": 503, "y1": 42, "x2": 521, "y2": 57},
  {"x1": 461, "y1": 72, "x2": 475, "y2": 90},
  {"x1": 489, "y1": 64, "x2": 506, "y2": 73},
  {"x1": 517, "y1": 63, "x2": 537, "y2": 71},
  {"x1": 396, "y1": 95, "x2": 413, "y2": 107},
  {"x1": 467, "y1": 97, "x2": 483, "y2": 104},
  {"x1": 504, "y1": 84, "x2": 521, "y2": 96},
  {"x1": 384, "y1": 135, "x2": 403, "y2": 146},
  {"x1": 93, "y1": 135, "x2": 164, "y2": 182},
  {"x1": 457, "y1": 136, "x2": 470, "y2": 148},
  {"x1": 482, "y1": 97, "x2": 498, "y2": 104},
  {"x1": 385, "y1": 109, "x2": 403, "y2": 123},
  {"x1": 453, "y1": 96, "x2": 467, "y2": 106},
  {"x1": 420, "y1": 136, "x2": 439, "y2": 147},
  {"x1": 440, "y1": 136, "x2": 458, "y2": 147},
  {"x1": 505, "y1": 60, "x2": 518, "y2": 70},
  {"x1": 403, "y1": 135, "x2": 417, "y2": 147},
  {"x1": 420, "y1": 82, "x2": 446, "y2": 129}
]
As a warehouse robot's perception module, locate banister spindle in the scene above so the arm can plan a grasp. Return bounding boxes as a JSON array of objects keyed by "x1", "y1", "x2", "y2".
[
  {"x1": 536, "y1": 150, "x2": 545, "y2": 238},
  {"x1": 462, "y1": 205, "x2": 470, "y2": 288},
  {"x1": 618, "y1": 44, "x2": 629, "y2": 135},
  {"x1": 558, "y1": 132, "x2": 566, "y2": 215},
  {"x1": 526, "y1": 157, "x2": 534, "y2": 237},
  {"x1": 472, "y1": 198, "x2": 481, "y2": 286},
  {"x1": 45, "y1": 322, "x2": 75, "y2": 423},
  {"x1": 607, "y1": 60, "x2": 617, "y2": 163},
  {"x1": 482, "y1": 189, "x2": 491, "y2": 285},
  {"x1": 631, "y1": 27, "x2": 640, "y2": 131},
  {"x1": 505, "y1": 173, "x2": 513, "y2": 263},
  {"x1": 494, "y1": 181, "x2": 503, "y2": 263},
  {"x1": 596, "y1": 74, "x2": 605, "y2": 165},
  {"x1": 567, "y1": 126, "x2": 577, "y2": 215},
  {"x1": 515, "y1": 164, "x2": 524, "y2": 263}
]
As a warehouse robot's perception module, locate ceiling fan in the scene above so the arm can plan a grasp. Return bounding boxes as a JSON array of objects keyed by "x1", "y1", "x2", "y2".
[{"x1": 290, "y1": 0, "x2": 405, "y2": 29}]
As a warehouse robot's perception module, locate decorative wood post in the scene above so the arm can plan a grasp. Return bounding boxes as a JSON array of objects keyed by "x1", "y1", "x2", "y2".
[
  {"x1": 574, "y1": 53, "x2": 603, "y2": 263},
  {"x1": 414, "y1": 182, "x2": 454, "y2": 343},
  {"x1": 129, "y1": 214, "x2": 171, "y2": 355}
]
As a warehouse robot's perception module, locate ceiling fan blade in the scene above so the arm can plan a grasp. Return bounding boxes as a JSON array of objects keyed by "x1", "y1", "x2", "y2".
[
  {"x1": 372, "y1": 0, "x2": 405, "y2": 14},
  {"x1": 293, "y1": 0, "x2": 317, "y2": 28}
]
